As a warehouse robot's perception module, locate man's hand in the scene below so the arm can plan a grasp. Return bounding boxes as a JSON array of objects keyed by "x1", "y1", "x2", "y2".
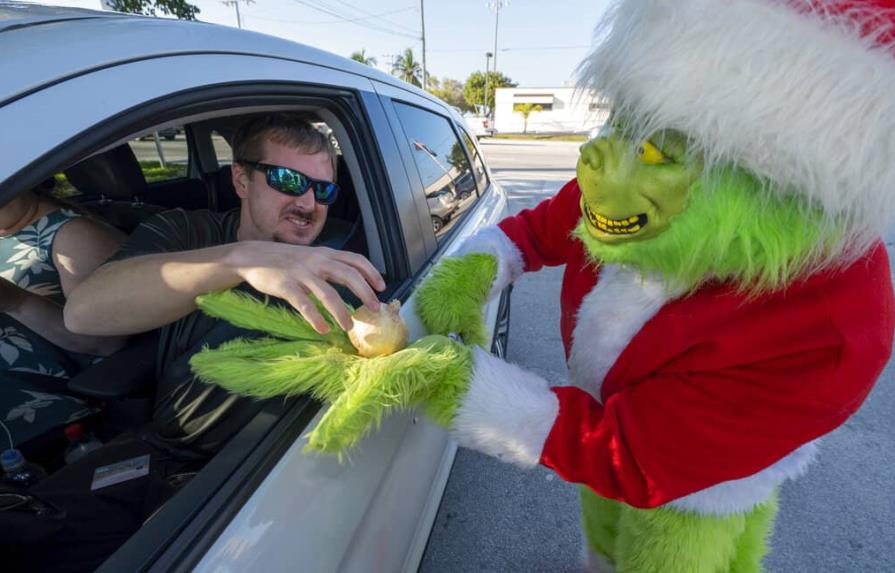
[
  {"x1": 0, "y1": 278, "x2": 28, "y2": 314},
  {"x1": 233, "y1": 242, "x2": 386, "y2": 334}
]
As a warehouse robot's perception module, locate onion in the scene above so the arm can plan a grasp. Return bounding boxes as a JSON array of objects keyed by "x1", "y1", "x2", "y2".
[{"x1": 348, "y1": 300, "x2": 409, "y2": 358}]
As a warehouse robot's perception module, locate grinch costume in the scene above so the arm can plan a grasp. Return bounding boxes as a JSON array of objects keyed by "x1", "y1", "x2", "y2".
[{"x1": 191, "y1": 1, "x2": 895, "y2": 571}]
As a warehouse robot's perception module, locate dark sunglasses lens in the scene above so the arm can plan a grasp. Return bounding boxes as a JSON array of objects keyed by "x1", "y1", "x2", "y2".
[
  {"x1": 314, "y1": 182, "x2": 339, "y2": 205},
  {"x1": 267, "y1": 167, "x2": 308, "y2": 195}
]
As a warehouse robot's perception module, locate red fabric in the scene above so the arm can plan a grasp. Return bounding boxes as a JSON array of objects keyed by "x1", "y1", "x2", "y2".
[
  {"x1": 790, "y1": 0, "x2": 895, "y2": 46},
  {"x1": 498, "y1": 180, "x2": 600, "y2": 359},
  {"x1": 540, "y1": 245, "x2": 894, "y2": 508},
  {"x1": 497, "y1": 179, "x2": 895, "y2": 508}
]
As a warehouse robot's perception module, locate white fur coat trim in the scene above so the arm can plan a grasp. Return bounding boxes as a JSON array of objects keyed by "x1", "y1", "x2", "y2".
[
  {"x1": 568, "y1": 264, "x2": 678, "y2": 401},
  {"x1": 454, "y1": 226, "x2": 525, "y2": 300},
  {"x1": 451, "y1": 347, "x2": 559, "y2": 467},
  {"x1": 669, "y1": 440, "x2": 819, "y2": 516},
  {"x1": 580, "y1": 0, "x2": 895, "y2": 249}
]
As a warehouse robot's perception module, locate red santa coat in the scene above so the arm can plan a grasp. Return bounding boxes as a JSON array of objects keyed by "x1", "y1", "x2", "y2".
[{"x1": 482, "y1": 178, "x2": 895, "y2": 512}]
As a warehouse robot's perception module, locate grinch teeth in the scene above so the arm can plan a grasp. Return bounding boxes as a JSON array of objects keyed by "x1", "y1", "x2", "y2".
[{"x1": 583, "y1": 202, "x2": 648, "y2": 235}]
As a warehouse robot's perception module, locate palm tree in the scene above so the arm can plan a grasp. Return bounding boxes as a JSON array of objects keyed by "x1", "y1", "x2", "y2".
[
  {"x1": 391, "y1": 48, "x2": 422, "y2": 87},
  {"x1": 349, "y1": 49, "x2": 377, "y2": 67},
  {"x1": 515, "y1": 103, "x2": 543, "y2": 133}
]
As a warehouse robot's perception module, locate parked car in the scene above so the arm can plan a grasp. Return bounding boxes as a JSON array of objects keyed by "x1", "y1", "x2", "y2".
[
  {"x1": 463, "y1": 114, "x2": 496, "y2": 139},
  {"x1": 0, "y1": 3, "x2": 510, "y2": 572}
]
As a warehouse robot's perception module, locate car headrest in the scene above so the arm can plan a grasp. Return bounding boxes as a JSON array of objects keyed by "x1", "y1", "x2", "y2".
[{"x1": 64, "y1": 145, "x2": 147, "y2": 202}]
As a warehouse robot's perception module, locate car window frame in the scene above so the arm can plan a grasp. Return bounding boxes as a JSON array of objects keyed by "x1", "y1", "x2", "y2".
[
  {"x1": 4, "y1": 78, "x2": 413, "y2": 572},
  {"x1": 386, "y1": 97, "x2": 484, "y2": 249}
]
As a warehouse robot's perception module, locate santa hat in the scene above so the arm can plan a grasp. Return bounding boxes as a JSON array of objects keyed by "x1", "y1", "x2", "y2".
[{"x1": 579, "y1": 0, "x2": 895, "y2": 251}]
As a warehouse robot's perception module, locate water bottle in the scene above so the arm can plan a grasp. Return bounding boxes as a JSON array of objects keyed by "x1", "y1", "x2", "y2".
[
  {"x1": 63, "y1": 423, "x2": 103, "y2": 464},
  {"x1": 1, "y1": 448, "x2": 47, "y2": 488}
]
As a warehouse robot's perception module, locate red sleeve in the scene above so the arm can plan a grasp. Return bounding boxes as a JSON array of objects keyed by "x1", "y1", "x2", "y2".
[
  {"x1": 498, "y1": 179, "x2": 582, "y2": 272},
  {"x1": 540, "y1": 246, "x2": 895, "y2": 508}
]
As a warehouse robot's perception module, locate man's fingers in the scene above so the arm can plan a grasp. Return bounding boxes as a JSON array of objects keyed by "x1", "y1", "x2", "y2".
[
  {"x1": 283, "y1": 288, "x2": 330, "y2": 335},
  {"x1": 322, "y1": 261, "x2": 382, "y2": 312},
  {"x1": 302, "y1": 278, "x2": 355, "y2": 332},
  {"x1": 329, "y1": 250, "x2": 386, "y2": 293}
]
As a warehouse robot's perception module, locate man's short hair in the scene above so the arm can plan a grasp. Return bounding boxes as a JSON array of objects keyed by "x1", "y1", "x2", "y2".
[{"x1": 232, "y1": 113, "x2": 338, "y2": 182}]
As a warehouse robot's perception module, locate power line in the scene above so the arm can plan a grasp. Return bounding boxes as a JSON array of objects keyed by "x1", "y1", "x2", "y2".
[
  {"x1": 244, "y1": 7, "x2": 416, "y2": 26},
  {"x1": 326, "y1": 0, "x2": 420, "y2": 35},
  {"x1": 289, "y1": 0, "x2": 420, "y2": 39}
]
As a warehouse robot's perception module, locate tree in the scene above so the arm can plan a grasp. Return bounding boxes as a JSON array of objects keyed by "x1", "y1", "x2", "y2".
[
  {"x1": 391, "y1": 48, "x2": 422, "y2": 87},
  {"x1": 349, "y1": 49, "x2": 377, "y2": 67},
  {"x1": 427, "y1": 77, "x2": 471, "y2": 112},
  {"x1": 110, "y1": 0, "x2": 199, "y2": 19},
  {"x1": 464, "y1": 71, "x2": 517, "y2": 113},
  {"x1": 514, "y1": 103, "x2": 543, "y2": 133}
]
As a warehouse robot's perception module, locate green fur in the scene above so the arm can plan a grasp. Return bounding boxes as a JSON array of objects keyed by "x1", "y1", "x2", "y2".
[
  {"x1": 196, "y1": 289, "x2": 354, "y2": 352},
  {"x1": 580, "y1": 486, "x2": 779, "y2": 573},
  {"x1": 306, "y1": 335, "x2": 472, "y2": 454},
  {"x1": 190, "y1": 289, "x2": 473, "y2": 455},
  {"x1": 575, "y1": 168, "x2": 835, "y2": 295},
  {"x1": 415, "y1": 253, "x2": 498, "y2": 346}
]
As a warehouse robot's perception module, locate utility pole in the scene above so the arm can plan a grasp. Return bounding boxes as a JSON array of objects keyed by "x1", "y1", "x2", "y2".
[
  {"x1": 222, "y1": 0, "x2": 253, "y2": 29},
  {"x1": 420, "y1": 0, "x2": 428, "y2": 90},
  {"x1": 483, "y1": 51, "x2": 493, "y2": 116},
  {"x1": 488, "y1": 1, "x2": 509, "y2": 120}
]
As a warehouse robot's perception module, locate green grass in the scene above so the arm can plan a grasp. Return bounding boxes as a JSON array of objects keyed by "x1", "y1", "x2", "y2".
[{"x1": 491, "y1": 133, "x2": 587, "y2": 142}]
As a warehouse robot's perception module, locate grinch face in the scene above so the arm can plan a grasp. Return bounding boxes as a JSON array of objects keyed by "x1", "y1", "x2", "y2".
[{"x1": 577, "y1": 129, "x2": 702, "y2": 244}]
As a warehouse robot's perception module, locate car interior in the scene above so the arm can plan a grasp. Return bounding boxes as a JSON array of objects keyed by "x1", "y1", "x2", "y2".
[{"x1": 0, "y1": 106, "x2": 387, "y2": 571}]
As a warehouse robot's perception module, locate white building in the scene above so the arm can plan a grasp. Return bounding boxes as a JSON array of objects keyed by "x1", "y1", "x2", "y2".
[{"x1": 493, "y1": 87, "x2": 608, "y2": 134}]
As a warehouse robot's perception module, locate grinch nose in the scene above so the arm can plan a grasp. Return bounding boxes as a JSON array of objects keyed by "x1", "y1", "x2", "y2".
[{"x1": 579, "y1": 140, "x2": 603, "y2": 171}]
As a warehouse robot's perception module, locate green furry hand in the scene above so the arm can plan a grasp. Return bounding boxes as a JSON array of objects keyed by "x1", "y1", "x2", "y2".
[
  {"x1": 306, "y1": 334, "x2": 473, "y2": 454},
  {"x1": 190, "y1": 290, "x2": 473, "y2": 455},
  {"x1": 415, "y1": 253, "x2": 498, "y2": 347}
]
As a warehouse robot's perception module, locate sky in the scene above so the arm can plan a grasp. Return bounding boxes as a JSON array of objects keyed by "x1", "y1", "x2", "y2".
[{"x1": 28, "y1": 0, "x2": 612, "y2": 87}]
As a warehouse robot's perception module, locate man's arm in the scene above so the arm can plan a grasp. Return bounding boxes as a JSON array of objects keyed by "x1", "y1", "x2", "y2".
[{"x1": 65, "y1": 240, "x2": 385, "y2": 337}]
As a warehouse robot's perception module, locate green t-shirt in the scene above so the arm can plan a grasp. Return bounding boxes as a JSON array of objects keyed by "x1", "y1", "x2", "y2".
[{"x1": 109, "y1": 208, "x2": 267, "y2": 453}]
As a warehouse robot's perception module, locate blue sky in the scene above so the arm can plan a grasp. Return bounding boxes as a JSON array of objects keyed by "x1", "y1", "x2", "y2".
[{"x1": 34, "y1": 0, "x2": 612, "y2": 87}]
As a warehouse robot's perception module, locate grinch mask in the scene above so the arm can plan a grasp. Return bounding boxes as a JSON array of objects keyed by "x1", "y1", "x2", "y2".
[{"x1": 577, "y1": 129, "x2": 700, "y2": 243}]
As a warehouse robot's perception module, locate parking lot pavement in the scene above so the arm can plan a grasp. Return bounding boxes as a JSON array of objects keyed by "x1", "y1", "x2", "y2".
[{"x1": 421, "y1": 141, "x2": 895, "y2": 573}]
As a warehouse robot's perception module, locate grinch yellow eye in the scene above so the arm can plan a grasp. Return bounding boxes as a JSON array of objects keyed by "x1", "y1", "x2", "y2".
[{"x1": 637, "y1": 141, "x2": 667, "y2": 165}]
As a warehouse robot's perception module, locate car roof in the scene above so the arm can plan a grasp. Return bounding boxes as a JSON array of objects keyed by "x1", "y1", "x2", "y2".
[{"x1": 0, "y1": 1, "x2": 440, "y2": 108}]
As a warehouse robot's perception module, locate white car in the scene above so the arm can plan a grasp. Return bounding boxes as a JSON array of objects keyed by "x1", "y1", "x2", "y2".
[
  {"x1": 0, "y1": 3, "x2": 510, "y2": 572},
  {"x1": 463, "y1": 114, "x2": 496, "y2": 139}
]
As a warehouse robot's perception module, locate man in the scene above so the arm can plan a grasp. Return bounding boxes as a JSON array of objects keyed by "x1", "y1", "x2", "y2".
[{"x1": 65, "y1": 113, "x2": 385, "y2": 452}]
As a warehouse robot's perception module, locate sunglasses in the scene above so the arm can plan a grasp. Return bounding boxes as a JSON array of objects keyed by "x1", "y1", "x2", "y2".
[{"x1": 239, "y1": 160, "x2": 339, "y2": 205}]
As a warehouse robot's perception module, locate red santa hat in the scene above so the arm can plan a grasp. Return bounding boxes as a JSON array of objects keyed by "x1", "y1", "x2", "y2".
[{"x1": 579, "y1": 0, "x2": 895, "y2": 252}]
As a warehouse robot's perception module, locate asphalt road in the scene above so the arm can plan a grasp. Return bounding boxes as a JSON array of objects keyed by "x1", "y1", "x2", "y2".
[{"x1": 419, "y1": 139, "x2": 895, "y2": 573}]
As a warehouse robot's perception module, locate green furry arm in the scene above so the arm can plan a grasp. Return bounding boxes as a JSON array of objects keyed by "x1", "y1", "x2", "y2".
[{"x1": 415, "y1": 253, "x2": 498, "y2": 347}]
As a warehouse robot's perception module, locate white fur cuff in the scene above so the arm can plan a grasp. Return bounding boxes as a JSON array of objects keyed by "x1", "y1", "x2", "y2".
[
  {"x1": 450, "y1": 347, "x2": 559, "y2": 467},
  {"x1": 454, "y1": 226, "x2": 525, "y2": 300}
]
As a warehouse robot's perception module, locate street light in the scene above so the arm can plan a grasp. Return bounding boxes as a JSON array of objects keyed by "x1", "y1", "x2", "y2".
[{"x1": 484, "y1": 51, "x2": 493, "y2": 116}]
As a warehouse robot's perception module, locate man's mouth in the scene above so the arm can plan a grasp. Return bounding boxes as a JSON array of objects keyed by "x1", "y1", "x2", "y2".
[
  {"x1": 285, "y1": 213, "x2": 313, "y2": 228},
  {"x1": 581, "y1": 200, "x2": 648, "y2": 235}
]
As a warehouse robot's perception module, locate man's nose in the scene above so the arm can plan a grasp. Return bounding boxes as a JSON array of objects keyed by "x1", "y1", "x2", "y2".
[{"x1": 293, "y1": 186, "x2": 317, "y2": 209}]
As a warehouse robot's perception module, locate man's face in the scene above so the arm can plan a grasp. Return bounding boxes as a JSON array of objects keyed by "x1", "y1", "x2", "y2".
[{"x1": 233, "y1": 140, "x2": 332, "y2": 245}]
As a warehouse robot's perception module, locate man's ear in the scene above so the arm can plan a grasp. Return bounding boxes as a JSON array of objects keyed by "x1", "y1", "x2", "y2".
[{"x1": 232, "y1": 163, "x2": 250, "y2": 200}]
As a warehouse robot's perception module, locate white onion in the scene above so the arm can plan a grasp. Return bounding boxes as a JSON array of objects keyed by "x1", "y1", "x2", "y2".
[{"x1": 348, "y1": 300, "x2": 409, "y2": 358}]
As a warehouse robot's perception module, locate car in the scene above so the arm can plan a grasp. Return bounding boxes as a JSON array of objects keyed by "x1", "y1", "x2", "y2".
[
  {"x1": 0, "y1": 3, "x2": 510, "y2": 572},
  {"x1": 462, "y1": 114, "x2": 496, "y2": 139}
]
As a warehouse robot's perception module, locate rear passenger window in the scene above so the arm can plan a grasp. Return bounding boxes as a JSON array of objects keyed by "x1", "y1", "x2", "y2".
[
  {"x1": 459, "y1": 128, "x2": 489, "y2": 194},
  {"x1": 127, "y1": 126, "x2": 189, "y2": 183},
  {"x1": 393, "y1": 102, "x2": 478, "y2": 241},
  {"x1": 211, "y1": 130, "x2": 233, "y2": 165}
]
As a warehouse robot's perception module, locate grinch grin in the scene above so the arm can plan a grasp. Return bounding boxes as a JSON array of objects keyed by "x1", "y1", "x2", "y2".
[{"x1": 581, "y1": 198, "x2": 648, "y2": 236}]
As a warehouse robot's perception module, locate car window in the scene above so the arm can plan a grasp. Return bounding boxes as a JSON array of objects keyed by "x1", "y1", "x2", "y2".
[
  {"x1": 459, "y1": 128, "x2": 489, "y2": 195},
  {"x1": 127, "y1": 126, "x2": 189, "y2": 183},
  {"x1": 392, "y1": 102, "x2": 478, "y2": 241},
  {"x1": 211, "y1": 129, "x2": 233, "y2": 166}
]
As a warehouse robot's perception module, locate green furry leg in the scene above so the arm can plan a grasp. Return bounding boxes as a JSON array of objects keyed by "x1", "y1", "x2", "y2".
[
  {"x1": 580, "y1": 486, "x2": 622, "y2": 568},
  {"x1": 730, "y1": 493, "x2": 779, "y2": 573},
  {"x1": 579, "y1": 489, "x2": 778, "y2": 573}
]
